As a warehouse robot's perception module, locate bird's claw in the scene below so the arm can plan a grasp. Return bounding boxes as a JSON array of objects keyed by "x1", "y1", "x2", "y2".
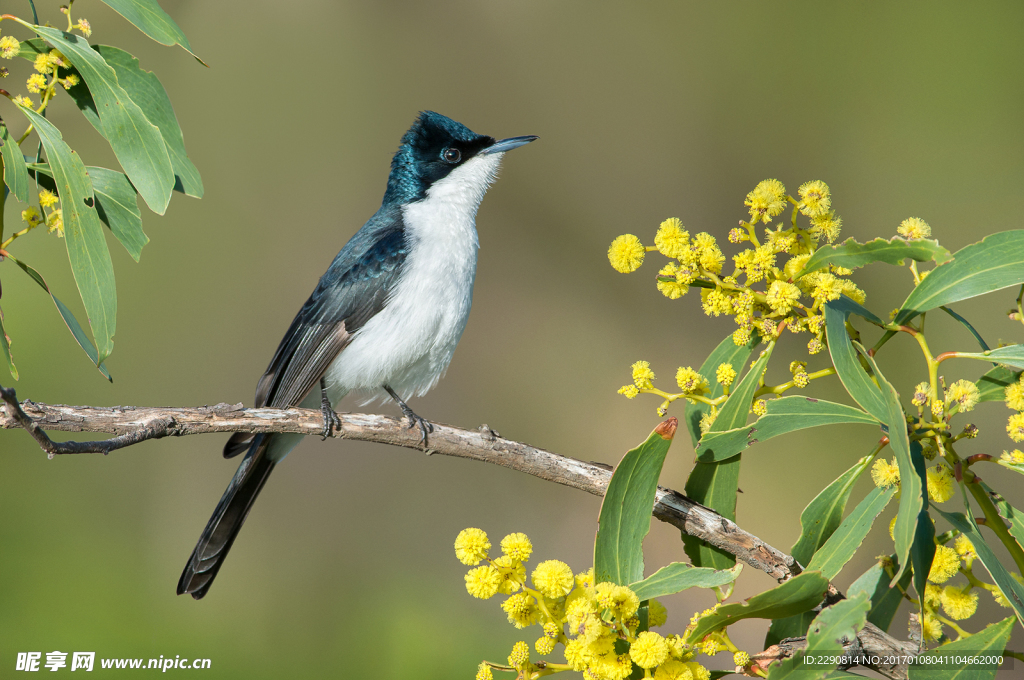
[
  {"x1": 320, "y1": 401, "x2": 341, "y2": 440},
  {"x1": 406, "y1": 413, "x2": 434, "y2": 447}
]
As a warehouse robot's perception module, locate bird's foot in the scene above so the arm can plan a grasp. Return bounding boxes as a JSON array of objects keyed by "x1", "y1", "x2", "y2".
[
  {"x1": 320, "y1": 377, "x2": 341, "y2": 440},
  {"x1": 384, "y1": 385, "x2": 433, "y2": 447}
]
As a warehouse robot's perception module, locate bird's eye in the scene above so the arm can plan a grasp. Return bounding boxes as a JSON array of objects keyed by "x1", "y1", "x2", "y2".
[{"x1": 442, "y1": 147, "x2": 461, "y2": 163}]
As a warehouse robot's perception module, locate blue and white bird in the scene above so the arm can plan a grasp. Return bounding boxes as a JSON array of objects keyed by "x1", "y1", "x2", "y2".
[{"x1": 178, "y1": 112, "x2": 536, "y2": 598}]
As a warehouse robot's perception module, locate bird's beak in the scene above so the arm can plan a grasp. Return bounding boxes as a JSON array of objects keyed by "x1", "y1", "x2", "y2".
[{"x1": 481, "y1": 135, "x2": 538, "y2": 155}]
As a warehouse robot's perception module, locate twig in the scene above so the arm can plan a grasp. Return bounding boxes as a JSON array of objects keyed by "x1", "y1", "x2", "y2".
[{"x1": 0, "y1": 386, "x2": 918, "y2": 678}]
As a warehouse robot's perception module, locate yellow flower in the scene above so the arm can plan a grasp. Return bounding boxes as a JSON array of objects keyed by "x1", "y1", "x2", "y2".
[
  {"x1": 924, "y1": 583, "x2": 942, "y2": 608},
  {"x1": 783, "y1": 254, "x2": 812, "y2": 280},
  {"x1": 839, "y1": 279, "x2": 866, "y2": 304},
  {"x1": 610, "y1": 585, "x2": 640, "y2": 620},
  {"x1": 954, "y1": 535, "x2": 976, "y2": 562},
  {"x1": 699, "y1": 406, "x2": 718, "y2": 434},
  {"x1": 25, "y1": 73, "x2": 46, "y2": 93},
  {"x1": 716, "y1": 363, "x2": 736, "y2": 387},
  {"x1": 12, "y1": 95, "x2": 34, "y2": 108},
  {"x1": 898, "y1": 217, "x2": 932, "y2": 240},
  {"x1": 676, "y1": 366, "x2": 708, "y2": 394},
  {"x1": 654, "y1": 660, "x2": 693, "y2": 680},
  {"x1": 920, "y1": 613, "x2": 943, "y2": 642},
  {"x1": 1007, "y1": 412, "x2": 1024, "y2": 442},
  {"x1": 945, "y1": 379, "x2": 979, "y2": 413},
  {"x1": 48, "y1": 50, "x2": 70, "y2": 68},
  {"x1": 693, "y1": 232, "x2": 724, "y2": 273},
  {"x1": 871, "y1": 459, "x2": 900, "y2": 488},
  {"x1": 618, "y1": 384, "x2": 640, "y2": 399},
  {"x1": 476, "y1": 663, "x2": 493, "y2": 680},
  {"x1": 535, "y1": 635, "x2": 556, "y2": 655},
  {"x1": 501, "y1": 532, "x2": 533, "y2": 563},
  {"x1": 576, "y1": 568, "x2": 595, "y2": 590},
  {"x1": 648, "y1": 599, "x2": 667, "y2": 628},
  {"x1": 807, "y1": 337, "x2": 824, "y2": 354},
  {"x1": 60, "y1": 74, "x2": 80, "y2": 90},
  {"x1": 532, "y1": 560, "x2": 574, "y2": 598},
  {"x1": 632, "y1": 360, "x2": 656, "y2": 389},
  {"x1": 657, "y1": 262, "x2": 690, "y2": 299},
  {"x1": 502, "y1": 592, "x2": 538, "y2": 629},
  {"x1": 992, "y1": 573, "x2": 1024, "y2": 608},
  {"x1": 765, "y1": 280, "x2": 801, "y2": 315},
  {"x1": 630, "y1": 631, "x2": 670, "y2": 669},
  {"x1": 807, "y1": 272, "x2": 844, "y2": 303},
  {"x1": 931, "y1": 398, "x2": 944, "y2": 418},
  {"x1": 33, "y1": 53, "x2": 51, "y2": 73},
  {"x1": 455, "y1": 528, "x2": 490, "y2": 565},
  {"x1": 0, "y1": 36, "x2": 21, "y2": 59},
  {"x1": 508, "y1": 641, "x2": 530, "y2": 668},
  {"x1": 685, "y1": 662, "x2": 711, "y2": 680},
  {"x1": 46, "y1": 209, "x2": 63, "y2": 236},
  {"x1": 598, "y1": 654, "x2": 635, "y2": 680},
  {"x1": 732, "y1": 327, "x2": 751, "y2": 346},
  {"x1": 752, "y1": 399, "x2": 767, "y2": 417},
  {"x1": 1002, "y1": 449, "x2": 1024, "y2": 464},
  {"x1": 927, "y1": 545, "x2": 960, "y2": 584},
  {"x1": 912, "y1": 382, "x2": 930, "y2": 407},
  {"x1": 608, "y1": 234, "x2": 646, "y2": 273},
  {"x1": 798, "y1": 180, "x2": 831, "y2": 217},
  {"x1": 889, "y1": 516, "x2": 896, "y2": 541},
  {"x1": 655, "y1": 218, "x2": 690, "y2": 258},
  {"x1": 940, "y1": 585, "x2": 978, "y2": 620},
  {"x1": 465, "y1": 565, "x2": 502, "y2": 599},
  {"x1": 926, "y1": 466, "x2": 955, "y2": 503},
  {"x1": 809, "y1": 211, "x2": 842, "y2": 242},
  {"x1": 700, "y1": 289, "x2": 731, "y2": 317},
  {"x1": 38, "y1": 189, "x2": 59, "y2": 209},
  {"x1": 21, "y1": 206, "x2": 42, "y2": 226},
  {"x1": 744, "y1": 179, "x2": 787, "y2": 224},
  {"x1": 76, "y1": 18, "x2": 92, "y2": 38},
  {"x1": 564, "y1": 637, "x2": 588, "y2": 671},
  {"x1": 494, "y1": 555, "x2": 525, "y2": 593},
  {"x1": 1004, "y1": 380, "x2": 1024, "y2": 411},
  {"x1": 733, "y1": 651, "x2": 751, "y2": 667}
]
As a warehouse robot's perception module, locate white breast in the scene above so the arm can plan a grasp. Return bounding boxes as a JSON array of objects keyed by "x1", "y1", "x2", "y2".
[{"x1": 324, "y1": 152, "x2": 505, "y2": 403}]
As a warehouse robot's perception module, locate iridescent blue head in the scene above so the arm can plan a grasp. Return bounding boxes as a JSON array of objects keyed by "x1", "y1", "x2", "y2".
[{"x1": 382, "y1": 111, "x2": 537, "y2": 206}]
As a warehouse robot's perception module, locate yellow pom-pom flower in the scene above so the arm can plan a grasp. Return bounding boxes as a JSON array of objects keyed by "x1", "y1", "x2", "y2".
[
  {"x1": 920, "y1": 613, "x2": 943, "y2": 642},
  {"x1": 912, "y1": 382, "x2": 930, "y2": 407},
  {"x1": 954, "y1": 535, "x2": 976, "y2": 562},
  {"x1": 1007, "y1": 412, "x2": 1024, "y2": 442},
  {"x1": 945, "y1": 379, "x2": 979, "y2": 413},
  {"x1": 632, "y1": 360, "x2": 656, "y2": 390},
  {"x1": 21, "y1": 206, "x2": 42, "y2": 226},
  {"x1": 647, "y1": 599, "x2": 668, "y2": 628},
  {"x1": 608, "y1": 234, "x2": 646, "y2": 273},
  {"x1": 76, "y1": 18, "x2": 92, "y2": 38},
  {"x1": 927, "y1": 544, "x2": 960, "y2": 584},
  {"x1": 1002, "y1": 449, "x2": 1024, "y2": 465},
  {"x1": 745, "y1": 179, "x2": 788, "y2": 224},
  {"x1": 0, "y1": 36, "x2": 21, "y2": 59},
  {"x1": 500, "y1": 532, "x2": 533, "y2": 563},
  {"x1": 898, "y1": 217, "x2": 932, "y2": 240},
  {"x1": 38, "y1": 189, "x2": 59, "y2": 209},
  {"x1": 654, "y1": 660, "x2": 693, "y2": 680},
  {"x1": 1004, "y1": 380, "x2": 1024, "y2": 411},
  {"x1": 940, "y1": 585, "x2": 978, "y2": 620},
  {"x1": 655, "y1": 218, "x2": 690, "y2": 258},
  {"x1": 476, "y1": 663, "x2": 493, "y2": 680},
  {"x1": 465, "y1": 565, "x2": 502, "y2": 599},
  {"x1": 26, "y1": 73, "x2": 47, "y2": 93},
  {"x1": 752, "y1": 399, "x2": 767, "y2": 417},
  {"x1": 33, "y1": 53, "x2": 51, "y2": 73},
  {"x1": 502, "y1": 592, "x2": 537, "y2": 629},
  {"x1": 926, "y1": 466, "x2": 955, "y2": 503},
  {"x1": 798, "y1": 180, "x2": 831, "y2": 217},
  {"x1": 716, "y1": 363, "x2": 736, "y2": 387},
  {"x1": 685, "y1": 662, "x2": 711, "y2": 680},
  {"x1": 657, "y1": 262, "x2": 690, "y2": 299},
  {"x1": 630, "y1": 631, "x2": 670, "y2": 669},
  {"x1": 535, "y1": 635, "x2": 556, "y2": 655},
  {"x1": 676, "y1": 366, "x2": 708, "y2": 394},
  {"x1": 810, "y1": 211, "x2": 842, "y2": 242},
  {"x1": 508, "y1": 641, "x2": 530, "y2": 669},
  {"x1": 455, "y1": 528, "x2": 490, "y2": 565},
  {"x1": 532, "y1": 559, "x2": 574, "y2": 598},
  {"x1": 871, "y1": 459, "x2": 900, "y2": 488},
  {"x1": 733, "y1": 651, "x2": 751, "y2": 667},
  {"x1": 46, "y1": 209, "x2": 64, "y2": 236},
  {"x1": 765, "y1": 280, "x2": 801, "y2": 315},
  {"x1": 60, "y1": 74, "x2": 80, "y2": 90},
  {"x1": 618, "y1": 384, "x2": 640, "y2": 399},
  {"x1": 693, "y1": 233, "x2": 724, "y2": 273}
]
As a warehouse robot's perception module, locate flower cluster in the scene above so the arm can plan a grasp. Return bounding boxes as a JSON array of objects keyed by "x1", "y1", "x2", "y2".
[
  {"x1": 456, "y1": 529, "x2": 720, "y2": 680},
  {"x1": 1003, "y1": 374, "x2": 1024, "y2": 443}
]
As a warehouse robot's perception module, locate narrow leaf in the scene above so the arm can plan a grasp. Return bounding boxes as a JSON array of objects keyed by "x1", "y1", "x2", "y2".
[
  {"x1": 0, "y1": 304, "x2": 18, "y2": 380},
  {"x1": 896, "y1": 230, "x2": 1024, "y2": 324},
  {"x1": 696, "y1": 397, "x2": 877, "y2": 463},
  {"x1": 823, "y1": 302, "x2": 888, "y2": 422},
  {"x1": 684, "y1": 332, "x2": 760, "y2": 447},
  {"x1": 799, "y1": 237, "x2": 952, "y2": 279},
  {"x1": 976, "y1": 366, "x2": 1019, "y2": 403},
  {"x1": 687, "y1": 571, "x2": 830, "y2": 643},
  {"x1": 791, "y1": 455, "x2": 874, "y2": 567},
  {"x1": 98, "y1": 0, "x2": 204, "y2": 63},
  {"x1": 16, "y1": 106, "x2": 116, "y2": 366},
  {"x1": 595, "y1": 419, "x2": 677, "y2": 585},
  {"x1": 908, "y1": 616, "x2": 1014, "y2": 680},
  {"x1": 982, "y1": 482, "x2": 1024, "y2": 549},
  {"x1": 766, "y1": 593, "x2": 870, "y2": 680},
  {"x1": 6, "y1": 254, "x2": 111, "y2": 380},
  {"x1": 940, "y1": 306, "x2": 990, "y2": 352},
  {"x1": 949, "y1": 344, "x2": 1024, "y2": 370},
  {"x1": 847, "y1": 554, "x2": 912, "y2": 632},
  {"x1": 30, "y1": 26, "x2": 174, "y2": 215},
  {"x1": 0, "y1": 124, "x2": 30, "y2": 203},
  {"x1": 805, "y1": 486, "x2": 895, "y2": 580},
  {"x1": 630, "y1": 562, "x2": 740, "y2": 601}
]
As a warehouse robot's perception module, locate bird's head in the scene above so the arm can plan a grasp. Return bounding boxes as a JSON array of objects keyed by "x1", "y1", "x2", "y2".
[{"x1": 383, "y1": 111, "x2": 536, "y2": 206}]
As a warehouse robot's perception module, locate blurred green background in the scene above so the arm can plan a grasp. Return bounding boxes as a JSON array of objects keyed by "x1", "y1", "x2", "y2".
[{"x1": 2, "y1": 0, "x2": 1024, "y2": 676}]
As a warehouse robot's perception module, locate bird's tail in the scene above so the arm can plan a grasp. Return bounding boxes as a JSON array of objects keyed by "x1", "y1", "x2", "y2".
[{"x1": 177, "y1": 434, "x2": 277, "y2": 599}]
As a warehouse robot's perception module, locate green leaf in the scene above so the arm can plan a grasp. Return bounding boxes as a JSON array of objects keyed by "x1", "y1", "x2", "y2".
[
  {"x1": 896, "y1": 230, "x2": 1024, "y2": 325},
  {"x1": 908, "y1": 616, "x2": 1014, "y2": 680},
  {"x1": 792, "y1": 456, "x2": 874, "y2": 567},
  {"x1": 933, "y1": 501, "x2": 1024, "y2": 626},
  {"x1": 31, "y1": 163, "x2": 147, "y2": 262},
  {"x1": 799, "y1": 237, "x2": 952, "y2": 279},
  {"x1": 595, "y1": 419, "x2": 677, "y2": 585},
  {"x1": 983, "y1": 482, "x2": 1024, "y2": 549},
  {"x1": 629, "y1": 562, "x2": 741, "y2": 601},
  {"x1": 16, "y1": 106, "x2": 117, "y2": 367},
  {"x1": 976, "y1": 365, "x2": 1019, "y2": 403},
  {"x1": 766, "y1": 593, "x2": 870, "y2": 680},
  {"x1": 684, "y1": 332, "x2": 760, "y2": 447},
  {"x1": 1, "y1": 124, "x2": 30, "y2": 203},
  {"x1": 805, "y1": 486, "x2": 895, "y2": 580},
  {"x1": 939, "y1": 306, "x2": 990, "y2": 352},
  {"x1": 0, "y1": 304, "x2": 17, "y2": 380},
  {"x1": 684, "y1": 341, "x2": 774, "y2": 569},
  {"x1": 98, "y1": 0, "x2": 204, "y2": 63},
  {"x1": 847, "y1": 554, "x2": 911, "y2": 633},
  {"x1": 695, "y1": 397, "x2": 877, "y2": 463},
  {"x1": 687, "y1": 571, "x2": 830, "y2": 643},
  {"x1": 30, "y1": 26, "x2": 174, "y2": 215},
  {"x1": 93, "y1": 45, "x2": 203, "y2": 198},
  {"x1": 823, "y1": 302, "x2": 888, "y2": 422},
  {"x1": 16, "y1": 37, "x2": 49, "y2": 60},
  {"x1": 5, "y1": 254, "x2": 111, "y2": 380},
  {"x1": 949, "y1": 344, "x2": 1024, "y2": 370}
]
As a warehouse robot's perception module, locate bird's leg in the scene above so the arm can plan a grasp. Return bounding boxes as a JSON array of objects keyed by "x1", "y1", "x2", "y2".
[
  {"x1": 319, "y1": 377, "x2": 341, "y2": 440},
  {"x1": 384, "y1": 385, "x2": 433, "y2": 446}
]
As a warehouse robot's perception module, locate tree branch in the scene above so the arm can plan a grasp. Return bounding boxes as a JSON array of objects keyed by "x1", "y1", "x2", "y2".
[{"x1": 0, "y1": 386, "x2": 917, "y2": 678}]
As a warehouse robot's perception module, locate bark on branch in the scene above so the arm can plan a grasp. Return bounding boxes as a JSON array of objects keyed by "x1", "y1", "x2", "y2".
[{"x1": 0, "y1": 386, "x2": 918, "y2": 678}]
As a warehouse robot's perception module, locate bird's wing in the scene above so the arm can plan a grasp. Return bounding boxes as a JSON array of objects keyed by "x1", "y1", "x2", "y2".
[{"x1": 224, "y1": 209, "x2": 409, "y2": 458}]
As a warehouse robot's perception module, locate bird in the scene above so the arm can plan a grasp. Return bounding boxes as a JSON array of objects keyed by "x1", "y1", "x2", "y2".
[{"x1": 177, "y1": 111, "x2": 536, "y2": 599}]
